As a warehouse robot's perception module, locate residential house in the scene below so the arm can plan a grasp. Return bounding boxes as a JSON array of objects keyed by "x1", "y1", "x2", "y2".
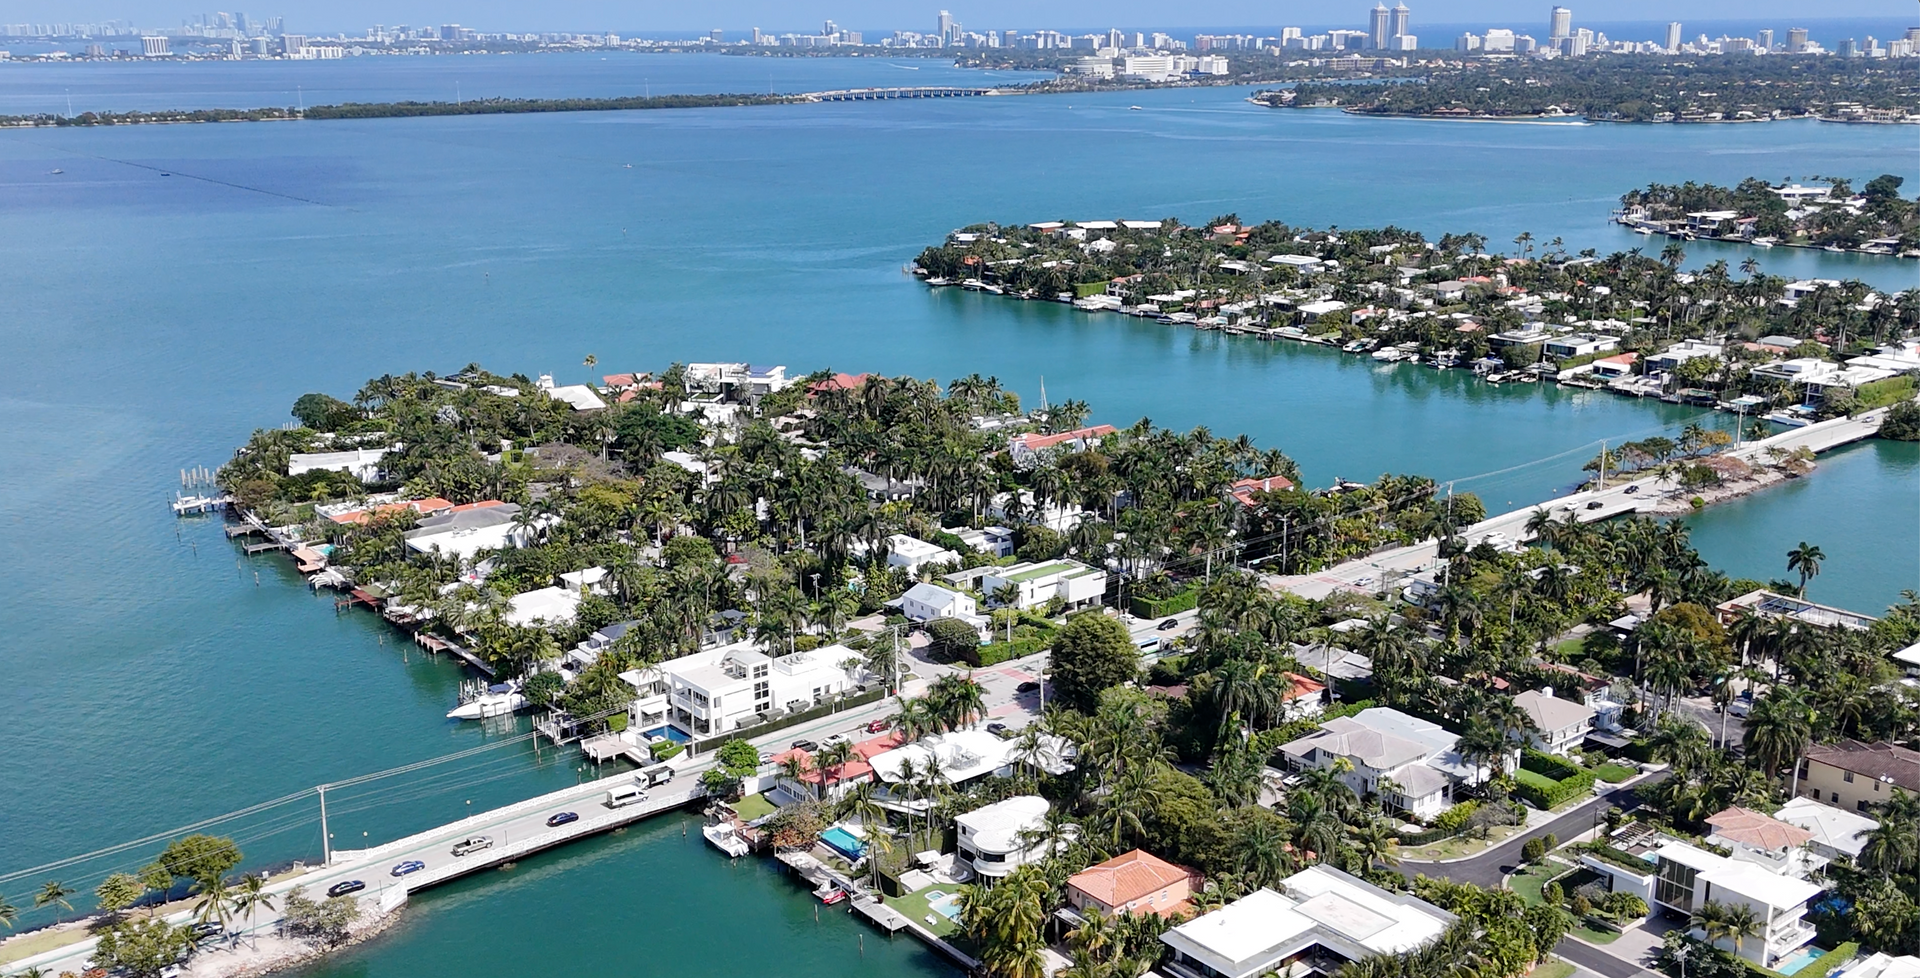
[
  {"x1": 979, "y1": 560, "x2": 1107, "y2": 612},
  {"x1": 1007, "y1": 424, "x2": 1118, "y2": 469},
  {"x1": 1297, "y1": 299, "x2": 1348, "y2": 323},
  {"x1": 536, "y1": 374, "x2": 606, "y2": 412},
  {"x1": 869, "y1": 730, "x2": 1075, "y2": 803},
  {"x1": 559, "y1": 566, "x2": 609, "y2": 595},
  {"x1": 1512, "y1": 688, "x2": 1597, "y2": 756},
  {"x1": 881, "y1": 534, "x2": 960, "y2": 575},
  {"x1": 1716, "y1": 590, "x2": 1877, "y2": 632},
  {"x1": 953, "y1": 525, "x2": 1015, "y2": 557},
  {"x1": 686, "y1": 362, "x2": 792, "y2": 400},
  {"x1": 1648, "y1": 840, "x2": 1822, "y2": 970},
  {"x1": 288, "y1": 447, "x2": 390, "y2": 482},
  {"x1": 1797, "y1": 740, "x2": 1920, "y2": 815},
  {"x1": 769, "y1": 731, "x2": 904, "y2": 802},
  {"x1": 566, "y1": 619, "x2": 643, "y2": 674},
  {"x1": 1280, "y1": 707, "x2": 1474, "y2": 819},
  {"x1": 664, "y1": 641, "x2": 856, "y2": 737},
  {"x1": 1544, "y1": 333, "x2": 1619, "y2": 359},
  {"x1": 1773, "y1": 796, "x2": 1878, "y2": 863},
  {"x1": 504, "y1": 586, "x2": 582, "y2": 628},
  {"x1": 403, "y1": 502, "x2": 539, "y2": 561},
  {"x1": 987, "y1": 490, "x2": 1087, "y2": 532},
  {"x1": 321, "y1": 495, "x2": 458, "y2": 526},
  {"x1": 1066, "y1": 850, "x2": 1201, "y2": 919},
  {"x1": 1646, "y1": 340, "x2": 1725, "y2": 372},
  {"x1": 1281, "y1": 672, "x2": 1328, "y2": 721},
  {"x1": 955, "y1": 795, "x2": 1055, "y2": 880},
  {"x1": 1589, "y1": 352, "x2": 1639, "y2": 379},
  {"x1": 1705, "y1": 806, "x2": 1824, "y2": 878},
  {"x1": 1536, "y1": 663, "x2": 1627, "y2": 735},
  {"x1": 898, "y1": 582, "x2": 983, "y2": 627},
  {"x1": 1840, "y1": 953, "x2": 1920, "y2": 978},
  {"x1": 1227, "y1": 476, "x2": 1296, "y2": 508},
  {"x1": 807, "y1": 372, "x2": 873, "y2": 395},
  {"x1": 1159, "y1": 866, "x2": 1455, "y2": 978}
]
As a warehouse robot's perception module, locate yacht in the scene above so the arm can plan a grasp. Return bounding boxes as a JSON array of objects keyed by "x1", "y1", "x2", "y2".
[
  {"x1": 447, "y1": 681, "x2": 528, "y2": 720},
  {"x1": 703, "y1": 821, "x2": 750, "y2": 858}
]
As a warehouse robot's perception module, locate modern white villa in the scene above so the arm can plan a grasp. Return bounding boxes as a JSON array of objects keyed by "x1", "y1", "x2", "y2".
[
  {"x1": 1581, "y1": 835, "x2": 1822, "y2": 971},
  {"x1": 1159, "y1": 866, "x2": 1455, "y2": 978},
  {"x1": 898, "y1": 582, "x2": 985, "y2": 630},
  {"x1": 954, "y1": 795, "x2": 1055, "y2": 881},
  {"x1": 662, "y1": 641, "x2": 858, "y2": 737},
  {"x1": 287, "y1": 447, "x2": 390, "y2": 482},
  {"x1": 979, "y1": 559, "x2": 1108, "y2": 612}
]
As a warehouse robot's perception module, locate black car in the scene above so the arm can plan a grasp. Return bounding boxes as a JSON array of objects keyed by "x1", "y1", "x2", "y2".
[
  {"x1": 1586, "y1": 500, "x2": 1606, "y2": 510},
  {"x1": 986, "y1": 721, "x2": 1010, "y2": 735},
  {"x1": 1624, "y1": 485, "x2": 1640, "y2": 494},
  {"x1": 188, "y1": 921, "x2": 224, "y2": 940},
  {"x1": 546, "y1": 811, "x2": 580, "y2": 828},
  {"x1": 326, "y1": 880, "x2": 367, "y2": 898},
  {"x1": 1016, "y1": 681, "x2": 1040, "y2": 694},
  {"x1": 1157, "y1": 618, "x2": 1180, "y2": 631},
  {"x1": 790, "y1": 739, "x2": 819, "y2": 752}
]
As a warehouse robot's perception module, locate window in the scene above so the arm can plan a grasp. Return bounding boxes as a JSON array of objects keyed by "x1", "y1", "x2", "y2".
[
  {"x1": 1843, "y1": 771, "x2": 1854, "y2": 783},
  {"x1": 754, "y1": 681, "x2": 769, "y2": 701},
  {"x1": 1858, "y1": 800, "x2": 1871, "y2": 813},
  {"x1": 753, "y1": 664, "x2": 769, "y2": 679},
  {"x1": 1831, "y1": 792, "x2": 1840, "y2": 803}
]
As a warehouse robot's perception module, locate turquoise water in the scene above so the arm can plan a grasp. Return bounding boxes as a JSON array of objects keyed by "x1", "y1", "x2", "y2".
[
  {"x1": 822, "y1": 826, "x2": 869, "y2": 860},
  {"x1": 0, "y1": 55, "x2": 1914, "y2": 975},
  {"x1": 1773, "y1": 945, "x2": 1825, "y2": 974}
]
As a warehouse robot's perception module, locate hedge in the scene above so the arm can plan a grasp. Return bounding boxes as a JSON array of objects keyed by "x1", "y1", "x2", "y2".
[
  {"x1": 1129, "y1": 587, "x2": 1200, "y2": 620},
  {"x1": 1521, "y1": 749, "x2": 1586, "y2": 782},
  {"x1": 1513, "y1": 767, "x2": 1596, "y2": 809},
  {"x1": 968, "y1": 638, "x2": 1043, "y2": 667},
  {"x1": 1786, "y1": 943, "x2": 1858, "y2": 978},
  {"x1": 688, "y1": 685, "x2": 890, "y2": 755}
]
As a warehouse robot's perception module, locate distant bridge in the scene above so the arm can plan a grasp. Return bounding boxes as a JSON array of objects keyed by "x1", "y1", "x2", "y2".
[{"x1": 804, "y1": 86, "x2": 1000, "y2": 101}]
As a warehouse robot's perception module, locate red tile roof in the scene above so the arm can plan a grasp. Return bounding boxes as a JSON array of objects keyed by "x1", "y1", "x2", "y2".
[
  {"x1": 1283, "y1": 672, "x2": 1325, "y2": 702},
  {"x1": 1067, "y1": 850, "x2": 1199, "y2": 915},
  {"x1": 770, "y1": 731, "x2": 905, "y2": 785},
  {"x1": 1009, "y1": 424, "x2": 1117, "y2": 453},
  {"x1": 327, "y1": 496, "x2": 456, "y2": 526},
  {"x1": 809, "y1": 372, "x2": 873, "y2": 395},
  {"x1": 1228, "y1": 476, "x2": 1296, "y2": 507},
  {"x1": 1706, "y1": 806, "x2": 1814, "y2": 852}
]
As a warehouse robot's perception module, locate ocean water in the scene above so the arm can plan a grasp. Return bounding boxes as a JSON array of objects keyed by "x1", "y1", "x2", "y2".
[{"x1": 0, "y1": 55, "x2": 1913, "y2": 975}]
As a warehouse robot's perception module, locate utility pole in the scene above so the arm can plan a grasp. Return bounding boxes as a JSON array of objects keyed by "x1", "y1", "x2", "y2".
[
  {"x1": 1597, "y1": 440, "x2": 1607, "y2": 491},
  {"x1": 317, "y1": 784, "x2": 331, "y2": 866}
]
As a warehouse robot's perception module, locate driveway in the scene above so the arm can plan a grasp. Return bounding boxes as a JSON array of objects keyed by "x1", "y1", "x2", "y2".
[{"x1": 1397, "y1": 774, "x2": 1665, "y2": 888}]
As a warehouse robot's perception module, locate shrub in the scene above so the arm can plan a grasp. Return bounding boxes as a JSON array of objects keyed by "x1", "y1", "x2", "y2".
[
  {"x1": 1523, "y1": 837, "x2": 1548, "y2": 862},
  {"x1": 650, "y1": 741, "x2": 684, "y2": 761},
  {"x1": 1542, "y1": 881, "x2": 1564, "y2": 906},
  {"x1": 1430, "y1": 800, "x2": 1481, "y2": 833},
  {"x1": 1520, "y1": 749, "x2": 1585, "y2": 781},
  {"x1": 1600, "y1": 892, "x2": 1649, "y2": 919},
  {"x1": 1569, "y1": 894, "x2": 1592, "y2": 916},
  {"x1": 925, "y1": 617, "x2": 981, "y2": 662}
]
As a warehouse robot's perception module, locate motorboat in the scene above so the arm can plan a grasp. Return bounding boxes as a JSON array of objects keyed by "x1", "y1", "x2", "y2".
[
  {"x1": 703, "y1": 822, "x2": 750, "y2": 858},
  {"x1": 448, "y1": 681, "x2": 528, "y2": 720}
]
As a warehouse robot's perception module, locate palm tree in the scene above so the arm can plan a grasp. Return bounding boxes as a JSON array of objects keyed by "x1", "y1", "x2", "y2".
[
  {"x1": 0, "y1": 894, "x2": 16, "y2": 930},
  {"x1": 32, "y1": 881, "x2": 73, "y2": 922},
  {"x1": 1744, "y1": 686, "x2": 1816, "y2": 795},
  {"x1": 231, "y1": 874, "x2": 277, "y2": 949},
  {"x1": 1785, "y1": 542, "x2": 1824, "y2": 597},
  {"x1": 1346, "y1": 819, "x2": 1400, "y2": 872},
  {"x1": 192, "y1": 875, "x2": 236, "y2": 937},
  {"x1": 1857, "y1": 789, "x2": 1920, "y2": 880}
]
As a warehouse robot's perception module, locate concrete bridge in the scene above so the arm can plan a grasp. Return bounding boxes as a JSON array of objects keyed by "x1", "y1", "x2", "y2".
[{"x1": 805, "y1": 86, "x2": 999, "y2": 101}]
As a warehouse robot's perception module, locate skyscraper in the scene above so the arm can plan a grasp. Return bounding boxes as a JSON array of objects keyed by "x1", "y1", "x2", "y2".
[
  {"x1": 1549, "y1": 6, "x2": 1572, "y2": 41},
  {"x1": 1787, "y1": 27, "x2": 1807, "y2": 52},
  {"x1": 1664, "y1": 22, "x2": 1681, "y2": 52},
  {"x1": 936, "y1": 10, "x2": 953, "y2": 45},
  {"x1": 1757, "y1": 28, "x2": 1774, "y2": 51},
  {"x1": 1369, "y1": 3, "x2": 1391, "y2": 49},
  {"x1": 1392, "y1": 4, "x2": 1411, "y2": 41}
]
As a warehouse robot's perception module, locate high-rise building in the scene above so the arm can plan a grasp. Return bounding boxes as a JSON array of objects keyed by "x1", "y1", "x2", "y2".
[
  {"x1": 709, "y1": 29, "x2": 722, "y2": 42},
  {"x1": 1106, "y1": 28, "x2": 1125, "y2": 50},
  {"x1": 1281, "y1": 27, "x2": 1301, "y2": 43},
  {"x1": 141, "y1": 34, "x2": 170, "y2": 55},
  {"x1": 1837, "y1": 37, "x2": 1858, "y2": 56},
  {"x1": 1664, "y1": 22, "x2": 1681, "y2": 52},
  {"x1": 1457, "y1": 31, "x2": 1481, "y2": 52},
  {"x1": 1787, "y1": 27, "x2": 1808, "y2": 52},
  {"x1": 1369, "y1": 3, "x2": 1391, "y2": 49},
  {"x1": 936, "y1": 10, "x2": 953, "y2": 45},
  {"x1": 1757, "y1": 29, "x2": 1774, "y2": 51},
  {"x1": 1483, "y1": 28, "x2": 1515, "y2": 52},
  {"x1": 1570, "y1": 27, "x2": 1591, "y2": 56},
  {"x1": 1549, "y1": 6, "x2": 1572, "y2": 41},
  {"x1": 1391, "y1": 4, "x2": 1411, "y2": 41}
]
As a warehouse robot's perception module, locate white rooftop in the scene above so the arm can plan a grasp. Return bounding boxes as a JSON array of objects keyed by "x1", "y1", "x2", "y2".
[
  {"x1": 504, "y1": 586, "x2": 582, "y2": 628},
  {"x1": 1774, "y1": 797, "x2": 1879, "y2": 859},
  {"x1": 955, "y1": 795, "x2": 1049, "y2": 854},
  {"x1": 1654, "y1": 841, "x2": 1822, "y2": 910},
  {"x1": 1162, "y1": 867, "x2": 1453, "y2": 978}
]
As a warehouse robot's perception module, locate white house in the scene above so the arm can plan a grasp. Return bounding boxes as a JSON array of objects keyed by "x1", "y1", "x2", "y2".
[
  {"x1": 403, "y1": 504, "x2": 540, "y2": 562},
  {"x1": 1006, "y1": 425, "x2": 1117, "y2": 469},
  {"x1": 898, "y1": 582, "x2": 980, "y2": 625},
  {"x1": 1512, "y1": 688, "x2": 1597, "y2": 755},
  {"x1": 869, "y1": 729, "x2": 1076, "y2": 800},
  {"x1": 504, "y1": 586, "x2": 582, "y2": 628},
  {"x1": 953, "y1": 525, "x2": 1015, "y2": 558},
  {"x1": 1646, "y1": 340, "x2": 1725, "y2": 372},
  {"x1": 1772, "y1": 797, "x2": 1878, "y2": 864},
  {"x1": 955, "y1": 795, "x2": 1055, "y2": 880},
  {"x1": 536, "y1": 374, "x2": 606, "y2": 412},
  {"x1": 1159, "y1": 866, "x2": 1455, "y2": 978},
  {"x1": 1297, "y1": 299, "x2": 1348, "y2": 323},
  {"x1": 979, "y1": 560, "x2": 1107, "y2": 612},
  {"x1": 883, "y1": 534, "x2": 960, "y2": 575},
  {"x1": 1648, "y1": 840, "x2": 1822, "y2": 970},
  {"x1": 1840, "y1": 953, "x2": 1920, "y2": 978},
  {"x1": 663, "y1": 641, "x2": 856, "y2": 737},
  {"x1": 1544, "y1": 333, "x2": 1619, "y2": 359},
  {"x1": 1279, "y1": 708, "x2": 1476, "y2": 819},
  {"x1": 559, "y1": 566, "x2": 609, "y2": 595},
  {"x1": 987, "y1": 490, "x2": 1087, "y2": 532},
  {"x1": 288, "y1": 448, "x2": 390, "y2": 482}
]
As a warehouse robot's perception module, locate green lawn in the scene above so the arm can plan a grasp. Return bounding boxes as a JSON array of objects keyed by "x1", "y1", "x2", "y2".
[
  {"x1": 1508, "y1": 860, "x2": 1572, "y2": 907},
  {"x1": 729, "y1": 793, "x2": 777, "y2": 822},
  {"x1": 1515, "y1": 768, "x2": 1561, "y2": 791},
  {"x1": 885, "y1": 885, "x2": 965, "y2": 939},
  {"x1": 1593, "y1": 762, "x2": 1636, "y2": 783},
  {"x1": 1534, "y1": 962, "x2": 1577, "y2": 978},
  {"x1": 0, "y1": 924, "x2": 93, "y2": 966},
  {"x1": 1573, "y1": 922, "x2": 1623, "y2": 945}
]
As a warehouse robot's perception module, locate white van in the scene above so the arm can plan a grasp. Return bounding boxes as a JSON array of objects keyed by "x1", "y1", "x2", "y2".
[{"x1": 605, "y1": 784, "x2": 648, "y2": 808}]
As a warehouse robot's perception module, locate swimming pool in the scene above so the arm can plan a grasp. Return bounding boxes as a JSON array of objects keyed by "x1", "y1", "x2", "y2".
[
  {"x1": 642, "y1": 725, "x2": 691, "y2": 745},
  {"x1": 820, "y1": 826, "x2": 867, "y2": 860},
  {"x1": 1774, "y1": 946, "x2": 1825, "y2": 974},
  {"x1": 925, "y1": 890, "x2": 964, "y2": 921}
]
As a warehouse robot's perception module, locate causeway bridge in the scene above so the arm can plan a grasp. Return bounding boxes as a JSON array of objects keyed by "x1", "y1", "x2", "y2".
[{"x1": 805, "y1": 86, "x2": 999, "y2": 101}]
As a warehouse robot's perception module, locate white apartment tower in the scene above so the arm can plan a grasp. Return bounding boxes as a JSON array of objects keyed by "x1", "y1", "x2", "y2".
[
  {"x1": 1549, "y1": 6, "x2": 1572, "y2": 41},
  {"x1": 1391, "y1": 4, "x2": 1411, "y2": 41},
  {"x1": 1369, "y1": 3, "x2": 1392, "y2": 49},
  {"x1": 1665, "y1": 21, "x2": 1682, "y2": 52}
]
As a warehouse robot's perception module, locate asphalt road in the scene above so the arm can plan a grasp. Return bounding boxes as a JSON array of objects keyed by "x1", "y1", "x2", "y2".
[{"x1": 1398, "y1": 774, "x2": 1665, "y2": 888}]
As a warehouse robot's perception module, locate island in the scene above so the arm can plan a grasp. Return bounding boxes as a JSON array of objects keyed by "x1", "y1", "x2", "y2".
[{"x1": 1616, "y1": 174, "x2": 1920, "y2": 256}]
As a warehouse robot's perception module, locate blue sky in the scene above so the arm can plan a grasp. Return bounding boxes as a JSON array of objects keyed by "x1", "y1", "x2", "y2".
[{"x1": 5, "y1": 2, "x2": 1904, "y2": 33}]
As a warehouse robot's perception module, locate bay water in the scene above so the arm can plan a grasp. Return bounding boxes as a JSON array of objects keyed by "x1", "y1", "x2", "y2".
[{"x1": 0, "y1": 54, "x2": 1913, "y2": 977}]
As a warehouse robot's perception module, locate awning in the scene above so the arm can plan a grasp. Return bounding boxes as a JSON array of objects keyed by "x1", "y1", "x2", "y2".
[{"x1": 1586, "y1": 731, "x2": 1632, "y2": 749}]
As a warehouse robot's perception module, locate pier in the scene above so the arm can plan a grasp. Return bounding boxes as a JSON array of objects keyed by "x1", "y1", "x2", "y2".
[{"x1": 806, "y1": 86, "x2": 997, "y2": 101}]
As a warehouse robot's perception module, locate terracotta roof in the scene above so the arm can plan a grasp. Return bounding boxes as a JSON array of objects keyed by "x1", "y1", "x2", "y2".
[
  {"x1": 1067, "y1": 850, "x2": 1199, "y2": 913},
  {"x1": 1707, "y1": 806, "x2": 1814, "y2": 852},
  {"x1": 1597, "y1": 352, "x2": 1639, "y2": 365},
  {"x1": 1009, "y1": 425, "x2": 1117, "y2": 453},
  {"x1": 1804, "y1": 740, "x2": 1920, "y2": 792},
  {"x1": 770, "y1": 731, "x2": 905, "y2": 785},
  {"x1": 1283, "y1": 672, "x2": 1325, "y2": 702},
  {"x1": 327, "y1": 496, "x2": 456, "y2": 526},
  {"x1": 1228, "y1": 475, "x2": 1296, "y2": 507},
  {"x1": 808, "y1": 372, "x2": 873, "y2": 394}
]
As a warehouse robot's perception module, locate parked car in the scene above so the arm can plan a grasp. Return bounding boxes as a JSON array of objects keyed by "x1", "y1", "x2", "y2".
[
  {"x1": 1016, "y1": 681, "x2": 1040, "y2": 694},
  {"x1": 986, "y1": 721, "x2": 1009, "y2": 736},
  {"x1": 822, "y1": 733, "x2": 850, "y2": 747},
  {"x1": 789, "y1": 739, "x2": 819, "y2": 752},
  {"x1": 451, "y1": 836, "x2": 493, "y2": 857},
  {"x1": 1624, "y1": 485, "x2": 1641, "y2": 495},
  {"x1": 326, "y1": 880, "x2": 366, "y2": 898},
  {"x1": 546, "y1": 811, "x2": 579, "y2": 828},
  {"x1": 390, "y1": 860, "x2": 425, "y2": 877},
  {"x1": 1157, "y1": 618, "x2": 1180, "y2": 630},
  {"x1": 1730, "y1": 692, "x2": 1755, "y2": 718},
  {"x1": 1587, "y1": 500, "x2": 1606, "y2": 510},
  {"x1": 866, "y1": 718, "x2": 891, "y2": 733},
  {"x1": 188, "y1": 922, "x2": 224, "y2": 940}
]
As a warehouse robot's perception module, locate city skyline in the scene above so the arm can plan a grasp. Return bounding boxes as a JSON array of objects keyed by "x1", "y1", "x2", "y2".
[{"x1": 0, "y1": 1, "x2": 1906, "y2": 36}]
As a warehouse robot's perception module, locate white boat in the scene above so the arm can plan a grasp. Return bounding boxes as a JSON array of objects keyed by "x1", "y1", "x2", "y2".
[
  {"x1": 447, "y1": 682, "x2": 528, "y2": 720},
  {"x1": 1752, "y1": 237, "x2": 1777, "y2": 248},
  {"x1": 170, "y1": 493, "x2": 227, "y2": 515},
  {"x1": 1633, "y1": 226, "x2": 1655, "y2": 235},
  {"x1": 1129, "y1": 105, "x2": 1143, "y2": 111},
  {"x1": 703, "y1": 822, "x2": 750, "y2": 858}
]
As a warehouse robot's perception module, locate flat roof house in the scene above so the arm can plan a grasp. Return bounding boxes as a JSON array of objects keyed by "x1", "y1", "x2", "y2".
[
  {"x1": 288, "y1": 447, "x2": 390, "y2": 482},
  {"x1": 1067, "y1": 849, "x2": 1202, "y2": 920},
  {"x1": 979, "y1": 560, "x2": 1107, "y2": 612},
  {"x1": 953, "y1": 525, "x2": 1015, "y2": 558},
  {"x1": 1773, "y1": 796, "x2": 1878, "y2": 863},
  {"x1": 1512, "y1": 688, "x2": 1597, "y2": 756},
  {"x1": 1160, "y1": 866, "x2": 1455, "y2": 978},
  {"x1": 1649, "y1": 840, "x2": 1822, "y2": 970},
  {"x1": 664, "y1": 641, "x2": 855, "y2": 737},
  {"x1": 1716, "y1": 590, "x2": 1877, "y2": 633},
  {"x1": 503, "y1": 586, "x2": 582, "y2": 628},
  {"x1": 954, "y1": 795, "x2": 1054, "y2": 881},
  {"x1": 1544, "y1": 333, "x2": 1619, "y2": 359},
  {"x1": 882, "y1": 534, "x2": 960, "y2": 575}
]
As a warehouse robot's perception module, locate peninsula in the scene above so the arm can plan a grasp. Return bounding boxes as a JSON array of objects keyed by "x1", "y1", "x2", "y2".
[{"x1": 1616, "y1": 174, "x2": 1920, "y2": 256}]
